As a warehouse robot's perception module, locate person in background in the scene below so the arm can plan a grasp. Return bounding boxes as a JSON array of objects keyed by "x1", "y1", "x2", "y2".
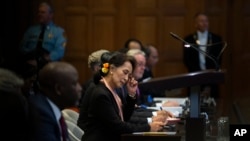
[
  {"x1": 78, "y1": 49, "x2": 111, "y2": 110},
  {"x1": 18, "y1": 54, "x2": 39, "y2": 97},
  {"x1": 28, "y1": 62, "x2": 82, "y2": 141},
  {"x1": 83, "y1": 49, "x2": 110, "y2": 91},
  {"x1": 20, "y1": 2, "x2": 67, "y2": 71},
  {"x1": 138, "y1": 44, "x2": 167, "y2": 97},
  {"x1": 78, "y1": 52, "x2": 166, "y2": 141},
  {"x1": 183, "y1": 12, "x2": 223, "y2": 98},
  {"x1": 126, "y1": 49, "x2": 147, "y2": 105},
  {"x1": 0, "y1": 68, "x2": 36, "y2": 141},
  {"x1": 138, "y1": 44, "x2": 159, "y2": 82},
  {"x1": 126, "y1": 48, "x2": 171, "y2": 104},
  {"x1": 119, "y1": 38, "x2": 144, "y2": 53},
  {"x1": 126, "y1": 49, "x2": 175, "y2": 123},
  {"x1": 88, "y1": 49, "x2": 110, "y2": 74}
]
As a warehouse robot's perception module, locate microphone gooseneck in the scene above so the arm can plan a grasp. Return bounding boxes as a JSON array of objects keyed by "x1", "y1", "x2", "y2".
[{"x1": 170, "y1": 32, "x2": 222, "y2": 71}]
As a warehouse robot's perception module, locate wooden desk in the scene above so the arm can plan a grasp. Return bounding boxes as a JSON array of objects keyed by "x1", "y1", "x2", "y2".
[
  {"x1": 121, "y1": 133, "x2": 181, "y2": 141},
  {"x1": 139, "y1": 70, "x2": 225, "y2": 141}
]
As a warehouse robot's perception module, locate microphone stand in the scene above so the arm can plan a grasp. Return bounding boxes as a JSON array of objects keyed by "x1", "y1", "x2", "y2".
[
  {"x1": 170, "y1": 32, "x2": 225, "y2": 71},
  {"x1": 170, "y1": 32, "x2": 227, "y2": 141}
]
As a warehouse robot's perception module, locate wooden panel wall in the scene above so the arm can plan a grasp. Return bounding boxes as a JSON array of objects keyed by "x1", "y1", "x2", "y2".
[
  {"x1": 52, "y1": 0, "x2": 229, "y2": 103},
  {"x1": 54, "y1": 0, "x2": 219, "y2": 84},
  {"x1": 229, "y1": 0, "x2": 250, "y2": 116},
  {"x1": 16, "y1": 0, "x2": 250, "y2": 117}
]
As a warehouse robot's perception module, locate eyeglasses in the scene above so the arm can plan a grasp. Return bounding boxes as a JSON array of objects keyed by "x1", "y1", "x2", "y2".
[{"x1": 136, "y1": 62, "x2": 145, "y2": 67}]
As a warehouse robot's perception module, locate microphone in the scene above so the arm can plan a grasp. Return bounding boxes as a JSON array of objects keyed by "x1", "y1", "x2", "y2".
[{"x1": 170, "y1": 32, "x2": 226, "y2": 71}]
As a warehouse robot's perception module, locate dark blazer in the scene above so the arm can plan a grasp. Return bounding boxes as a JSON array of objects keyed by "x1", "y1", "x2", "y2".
[
  {"x1": 28, "y1": 93, "x2": 65, "y2": 141},
  {"x1": 117, "y1": 86, "x2": 156, "y2": 124},
  {"x1": 78, "y1": 83, "x2": 150, "y2": 141},
  {"x1": 138, "y1": 68, "x2": 153, "y2": 82},
  {"x1": 183, "y1": 32, "x2": 223, "y2": 72},
  {"x1": 183, "y1": 32, "x2": 223, "y2": 98},
  {"x1": 128, "y1": 108, "x2": 156, "y2": 124}
]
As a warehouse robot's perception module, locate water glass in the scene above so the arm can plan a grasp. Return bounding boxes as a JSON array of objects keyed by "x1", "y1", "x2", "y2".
[{"x1": 217, "y1": 116, "x2": 229, "y2": 141}]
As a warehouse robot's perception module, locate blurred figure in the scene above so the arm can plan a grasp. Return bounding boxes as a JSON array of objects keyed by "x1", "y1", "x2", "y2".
[
  {"x1": 126, "y1": 49, "x2": 173, "y2": 123},
  {"x1": 119, "y1": 38, "x2": 144, "y2": 53},
  {"x1": 127, "y1": 49, "x2": 180, "y2": 104},
  {"x1": 18, "y1": 54, "x2": 39, "y2": 97},
  {"x1": 28, "y1": 62, "x2": 82, "y2": 141},
  {"x1": 0, "y1": 68, "x2": 36, "y2": 141},
  {"x1": 183, "y1": 12, "x2": 223, "y2": 98},
  {"x1": 139, "y1": 44, "x2": 159, "y2": 82},
  {"x1": 20, "y1": 2, "x2": 67, "y2": 71}
]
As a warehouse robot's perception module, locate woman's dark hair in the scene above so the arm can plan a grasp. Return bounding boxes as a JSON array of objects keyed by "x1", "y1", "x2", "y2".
[
  {"x1": 100, "y1": 52, "x2": 113, "y2": 64},
  {"x1": 94, "y1": 51, "x2": 136, "y2": 84}
]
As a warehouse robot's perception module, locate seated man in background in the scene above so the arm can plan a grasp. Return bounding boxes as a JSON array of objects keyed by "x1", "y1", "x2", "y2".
[
  {"x1": 119, "y1": 38, "x2": 144, "y2": 53},
  {"x1": 126, "y1": 49, "x2": 176, "y2": 124},
  {"x1": 28, "y1": 62, "x2": 82, "y2": 141},
  {"x1": 138, "y1": 44, "x2": 159, "y2": 82}
]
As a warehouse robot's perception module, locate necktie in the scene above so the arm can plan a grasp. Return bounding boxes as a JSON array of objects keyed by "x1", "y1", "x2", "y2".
[
  {"x1": 59, "y1": 116, "x2": 68, "y2": 141},
  {"x1": 36, "y1": 25, "x2": 46, "y2": 56},
  {"x1": 36, "y1": 25, "x2": 49, "y2": 70}
]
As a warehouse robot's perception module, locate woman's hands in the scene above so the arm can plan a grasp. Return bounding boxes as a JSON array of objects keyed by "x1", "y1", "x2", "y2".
[{"x1": 126, "y1": 76, "x2": 138, "y2": 97}]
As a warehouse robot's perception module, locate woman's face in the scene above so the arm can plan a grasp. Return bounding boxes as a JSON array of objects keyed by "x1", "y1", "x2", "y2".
[{"x1": 111, "y1": 61, "x2": 133, "y2": 88}]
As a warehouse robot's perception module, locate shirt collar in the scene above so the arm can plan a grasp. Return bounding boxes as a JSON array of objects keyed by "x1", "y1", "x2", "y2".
[
  {"x1": 46, "y1": 97, "x2": 61, "y2": 121},
  {"x1": 197, "y1": 30, "x2": 208, "y2": 38}
]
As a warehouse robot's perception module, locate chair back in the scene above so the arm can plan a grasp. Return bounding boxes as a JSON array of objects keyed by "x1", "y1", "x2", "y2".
[
  {"x1": 62, "y1": 109, "x2": 79, "y2": 124},
  {"x1": 65, "y1": 120, "x2": 84, "y2": 141}
]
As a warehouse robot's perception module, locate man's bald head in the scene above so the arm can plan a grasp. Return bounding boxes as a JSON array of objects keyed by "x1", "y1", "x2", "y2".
[
  {"x1": 39, "y1": 62, "x2": 77, "y2": 89},
  {"x1": 38, "y1": 62, "x2": 82, "y2": 109}
]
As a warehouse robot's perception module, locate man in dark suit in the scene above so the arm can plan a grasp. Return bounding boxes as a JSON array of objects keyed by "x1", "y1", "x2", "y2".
[
  {"x1": 28, "y1": 62, "x2": 82, "y2": 141},
  {"x1": 183, "y1": 12, "x2": 224, "y2": 98}
]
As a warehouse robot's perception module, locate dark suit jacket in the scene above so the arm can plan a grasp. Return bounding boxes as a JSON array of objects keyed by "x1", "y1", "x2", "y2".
[
  {"x1": 138, "y1": 68, "x2": 153, "y2": 82},
  {"x1": 183, "y1": 32, "x2": 223, "y2": 72},
  {"x1": 28, "y1": 93, "x2": 65, "y2": 141},
  {"x1": 78, "y1": 83, "x2": 150, "y2": 141},
  {"x1": 183, "y1": 32, "x2": 223, "y2": 98},
  {"x1": 128, "y1": 108, "x2": 157, "y2": 124},
  {"x1": 116, "y1": 86, "x2": 156, "y2": 124}
]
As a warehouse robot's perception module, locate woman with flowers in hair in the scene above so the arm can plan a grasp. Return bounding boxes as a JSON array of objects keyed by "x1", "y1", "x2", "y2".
[{"x1": 78, "y1": 51, "x2": 166, "y2": 141}]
